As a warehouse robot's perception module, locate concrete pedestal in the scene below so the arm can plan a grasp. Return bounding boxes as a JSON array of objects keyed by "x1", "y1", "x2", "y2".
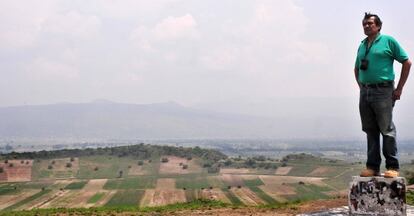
[{"x1": 349, "y1": 176, "x2": 406, "y2": 215}]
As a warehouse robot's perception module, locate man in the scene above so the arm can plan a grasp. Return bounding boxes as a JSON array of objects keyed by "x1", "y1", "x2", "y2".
[{"x1": 355, "y1": 13, "x2": 411, "y2": 178}]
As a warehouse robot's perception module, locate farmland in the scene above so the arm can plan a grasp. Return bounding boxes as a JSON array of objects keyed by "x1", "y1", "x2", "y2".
[{"x1": 0, "y1": 143, "x2": 412, "y2": 214}]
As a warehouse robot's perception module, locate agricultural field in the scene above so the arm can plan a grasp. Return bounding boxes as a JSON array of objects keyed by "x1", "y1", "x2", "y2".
[{"x1": 3, "y1": 145, "x2": 402, "y2": 213}]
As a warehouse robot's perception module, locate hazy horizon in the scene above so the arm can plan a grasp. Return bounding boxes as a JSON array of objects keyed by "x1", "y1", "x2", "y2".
[{"x1": 1, "y1": 0, "x2": 413, "y2": 110}]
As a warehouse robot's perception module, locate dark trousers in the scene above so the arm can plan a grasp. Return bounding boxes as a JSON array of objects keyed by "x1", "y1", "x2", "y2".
[{"x1": 359, "y1": 85, "x2": 399, "y2": 172}]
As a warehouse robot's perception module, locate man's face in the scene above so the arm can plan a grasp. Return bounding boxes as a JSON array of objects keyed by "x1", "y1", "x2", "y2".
[{"x1": 363, "y1": 17, "x2": 380, "y2": 36}]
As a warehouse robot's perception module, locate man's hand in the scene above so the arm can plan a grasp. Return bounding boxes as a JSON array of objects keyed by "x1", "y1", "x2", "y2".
[{"x1": 393, "y1": 88, "x2": 402, "y2": 101}]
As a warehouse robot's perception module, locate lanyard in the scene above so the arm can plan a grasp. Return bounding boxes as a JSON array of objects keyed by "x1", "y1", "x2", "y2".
[{"x1": 364, "y1": 40, "x2": 374, "y2": 59}]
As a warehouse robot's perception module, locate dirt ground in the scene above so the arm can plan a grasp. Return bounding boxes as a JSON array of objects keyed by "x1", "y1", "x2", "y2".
[
  {"x1": 231, "y1": 187, "x2": 266, "y2": 206},
  {"x1": 158, "y1": 156, "x2": 202, "y2": 174},
  {"x1": 141, "y1": 189, "x2": 186, "y2": 207},
  {"x1": 220, "y1": 174, "x2": 244, "y2": 187},
  {"x1": 275, "y1": 166, "x2": 293, "y2": 175},
  {"x1": 0, "y1": 160, "x2": 33, "y2": 182},
  {"x1": 128, "y1": 164, "x2": 146, "y2": 176},
  {"x1": 308, "y1": 167, "x2": 332, "y2": 176},
  {"x1": 0, "y1": 189, "x2": 39, "y2": 210},
  {"x1": 220, "y1": 168, "x2": 251, "y2": 174},
  {"x1": 156, "y1": 178, "x2": 176, "y2": 189},
  {"x1": 200, "y1": 188, "x2": 231, "y2": 203}
]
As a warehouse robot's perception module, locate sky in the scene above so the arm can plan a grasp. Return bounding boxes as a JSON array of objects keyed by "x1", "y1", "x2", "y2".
[{"x1": 1, "y1": 0, "x2": 413, "y2": 107}]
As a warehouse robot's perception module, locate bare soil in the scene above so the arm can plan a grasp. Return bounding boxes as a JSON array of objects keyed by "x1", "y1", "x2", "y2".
[
  {"x1": 141, "y1": 189, "x2": 186, "y2": 207},
  {"x1": 0, "y1": 160, "x2": 33, "y2": 182},
  {"x1": 200, "y1": 188, "x2": 231, "y2": 203},
  {"x1": 275, "y1": 166, "x2": 293, "y2": 175},
  {"x1": 308, "y1": 167, "x2": 332, "y2": 176},
  {"x1": 158, "y1": 156, "x2": 202, "y2": 174},
  {"x1": 220, "y1": 168, "x2": 251, "y2": 174},
  {"x1": 231, "y1": 187, "x2": 266, "y2": 206}
]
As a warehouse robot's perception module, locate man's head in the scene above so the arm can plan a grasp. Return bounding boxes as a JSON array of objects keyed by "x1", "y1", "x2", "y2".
[{"x1": 362, "y1": 13, "x2": 382, "y2": 37}]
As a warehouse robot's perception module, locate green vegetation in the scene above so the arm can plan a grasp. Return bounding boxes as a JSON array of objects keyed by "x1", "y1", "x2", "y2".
[
  {"x1": 221, "y1": 187, "x2": 243, "y2": 205},
  {"x1": 0, "y1": 184, "x2": 19, "y2": 195},
  {"x1": 407, "y1": 190, "x2": 414, "y2": 205},
  {"x1": 176, "y1": 176, "x2": 224, "y2": 190},
  {"x1": 103, "y1": 176, "x2": 156, "y2": 190},
  {"x1": 87, "y1": 192, "x2": 106, "y2": 204},
  {"x1": 64, "y1": 181, "x2": 88, "y2": 190},
  {"x1": 105, "y1": 190, "x2": 145, "y2": 207},
  {"x1": 286, "y1": 183, "x2": 331, "y2": 201},
  {"x1": 242, "y1": 178, "x2": 278, "y2": 205},
  {"x1": 0, "y1": 199, "x2": 229, "y2": 216},
  {"x1": 3, "y1": 189, "x2": 51, "y2": 211},
  {"x1": 2, "y1": 144, "x2": 227, "y2": 164}
]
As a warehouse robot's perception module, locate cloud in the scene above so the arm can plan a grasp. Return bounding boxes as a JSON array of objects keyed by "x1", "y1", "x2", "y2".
[
  {"x1": 41, "y1": 11, "x2": 101, "y2": 40},
  {"x1": 27, "y1": 58, "x2": 79, "y2": 81},
  {"x1": 153, "y1": 14, "x2": 198, "y2": 41}
]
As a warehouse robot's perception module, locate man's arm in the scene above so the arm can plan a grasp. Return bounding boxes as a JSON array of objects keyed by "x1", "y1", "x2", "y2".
[
  {"x1": 354, "y1": 67, "x2": 360, "y2": 88},
  {"x1": 393, "y1": 59, "x2": 412, "y2": 100}
]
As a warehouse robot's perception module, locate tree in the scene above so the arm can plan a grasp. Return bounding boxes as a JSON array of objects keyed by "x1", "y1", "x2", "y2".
[
  {"x1": 48, "y1": 165, "x2": 53, "y2": 169},
  {"x1": 66, "y1": 162, "x2": 72, "y2": 168},
  {"x1": 138, "y1": 161, "x2": 144, "y2": 166},
  {"x1": 118, "y1": 170, "x2": 123, "y2": 178},
  {"x1": 94, "y1": 166, "x2": 99, "y2": 171},
  {"x1": 0, "y1": 167, "x2": 3, "y2": 173},
  {"x1": 161, "y1": 158, "x2": 169, "y2": 163},
  {"x1": 182, "y1": 164, "x2": 188, "y2": 169},
  {"x1": 70, "y1": 157, "x2": 75, "y2": 162}
]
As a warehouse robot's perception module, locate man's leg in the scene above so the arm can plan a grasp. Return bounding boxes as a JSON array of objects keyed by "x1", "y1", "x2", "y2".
[
  {"x1": 372, "y1": 89, "x2": 399, "y2": 170},
  {"x1": 360, "y1": 89, "x2": 381, "y2": 173}
]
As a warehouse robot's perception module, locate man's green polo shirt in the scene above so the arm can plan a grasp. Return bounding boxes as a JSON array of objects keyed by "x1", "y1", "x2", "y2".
[{"x1": 355, "y1": 34, "x2": 409, "y2": 84}]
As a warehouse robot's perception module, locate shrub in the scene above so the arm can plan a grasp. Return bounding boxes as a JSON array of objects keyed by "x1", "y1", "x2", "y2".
[
  {"x1": 138, "y1": 161, "x2": 144, "y2": 166},
  {"x1": 66, "y1": 162, "x2": 72, "y2": 168},
  {"x1": 161, "y1": 158, "x2": 169, "y2": 163},
  {"x1": 182, "y1": 164, "x2": 188, "y2": 169},
  {"x1": 48, "y1": 165, "x2": 53, "y2": 169},
  {"x1": 0, "y1": 167, "x2": 3, "y2": 173}
]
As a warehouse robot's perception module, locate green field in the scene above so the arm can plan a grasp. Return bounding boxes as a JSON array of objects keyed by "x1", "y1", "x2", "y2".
[
  {"x1": 103, "y1": 176, "x2": 156, "y2": 190},
  {"x1": 3, "y1": 189, "x2": 51, "y2": 211},
  {"x1": 64, "y1": 181, "x2": 88, "y2": 190},
  {"x1": 87, "y1": 192, "x2": 106, "y2": 204},
  {"x1": 221, "y1": 188, "x2": 243, "y2": 205},
  {"x1": 285, "y1": 183, "x2": 332, "y2": 201},
  {"x1": 104, "y1": 190, "x2": 145, "y2": 207}
]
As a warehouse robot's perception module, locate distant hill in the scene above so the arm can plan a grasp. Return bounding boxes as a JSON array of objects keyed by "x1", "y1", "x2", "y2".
[{"x1": 2, "y1": 98, "x2": 412, "y2": 140}]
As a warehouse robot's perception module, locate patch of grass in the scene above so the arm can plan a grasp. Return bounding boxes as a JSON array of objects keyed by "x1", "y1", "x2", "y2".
[
  {"x1": 184, "y1": 189, "x2": 199, "y2": 202},
  {"x1": 104, "y1": 190, "x2": 145, "y2": 207},
  {"x1": 243, "y1": 178, "x2": 264, "y2": 187},
  {"x1": 0, "y1": 184, "x2": 20, "y2": 195},
  {"x1": 64, "y1": 181, "x2": 88, "y2": 190},
  {"x1": 87, "y1": 192, "x2": 106, "y2": 204},
  {"x1": 285, "y1": 183, "x2": 331, "y2": 201},
  {"x1": 19, "y1": 182, "x2": 53, "y2": 190},
  {"x1": 0, "y1": 199, "x2": 229, "y2": 216},
  {"x1": 3, "y1": 189, "x2": 51, "y2": 211},
  {"x1": 250, "y1": 186, "x2": 278, "y2": 205},
  {"x1": 407, "y1": 191, "x2": 414, "y2": 205},
  {"x1": 103, "y1": 176, "x2": 156, "y2": 190},
  {"x1": 175, "y1": 175, "x2": 224, "y2": 190},
  {"x1": 77, "y1": 155, "x2": 141, "y2": 179},
  {"x1": 221, "y1": 187, "x2": 243, "y2": 205}
]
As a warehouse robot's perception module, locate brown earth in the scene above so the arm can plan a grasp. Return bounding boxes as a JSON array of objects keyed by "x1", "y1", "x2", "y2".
[
  {"x1": 0, "y1": 160, "x2": 33, "y2": 182},
  {"x1": 220, "y1": 168, "x2": 251, "y2": 174},
  {"x1": 220, "y1": 174, "x2": 244, "y2": 187},
  {"x1": 128, "y1": 164, "x2": 146, "y2": 176},
  {"x1": 141, "y1": 189, "x2": 186, "y2": 207},
  {"x1": 0, "y1": 189, "x2": 39, "y2": 210},
  {"x1": 158, "y1": 156, "x2": 202, "y2": 174},
  {"x1": 308, "y1": 167, "x2": 332, "y2": 176},
  {"x1": 275, "y1": 166, "x2": 293, "y2": 175},
  {"x1": 199, "y1": 188, "x2": 231, "y2": 203},
  {"x1": 156, "y1": 178, "x2": 176, "y2": 189},
  {"x1": 231, "y1": 187, "x2": 266, "y2": 206}
]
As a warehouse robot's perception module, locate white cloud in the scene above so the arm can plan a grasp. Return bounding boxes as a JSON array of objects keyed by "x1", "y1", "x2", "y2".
[
  {"x1": 41, "y1": 11, "x2": 101, "y2": 40},
  {"x1": 27, "y1": 58, "x2": 79, "y2": 81},
  {"x1": 153, "y1": 14, "x2": 198, "y2": 41}
]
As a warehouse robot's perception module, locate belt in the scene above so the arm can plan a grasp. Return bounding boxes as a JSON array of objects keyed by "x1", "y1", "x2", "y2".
[{"x1": 360, "y1": 81, "x2": 394, "y2": 88}]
